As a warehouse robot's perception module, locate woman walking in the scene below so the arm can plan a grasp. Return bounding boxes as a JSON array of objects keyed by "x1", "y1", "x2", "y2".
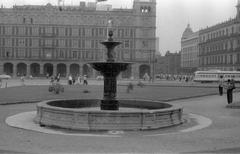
[
  {"x1": 218, "y1": 75, "x2": 224, "y2": 96},
  {"x1": 225, "y1": 79, "x2": 235, "y2": 104}
]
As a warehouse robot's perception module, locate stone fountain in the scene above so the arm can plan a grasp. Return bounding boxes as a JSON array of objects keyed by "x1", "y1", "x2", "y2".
[
  {"x1": 34, "y1": 29, "x2": 183, "y2": 131},
  {"x1": 89, "y1": 30, "x2": 131, "y2": 110}
]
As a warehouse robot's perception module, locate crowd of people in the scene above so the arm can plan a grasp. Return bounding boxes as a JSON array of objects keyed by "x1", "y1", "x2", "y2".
[{"x1": 49, "y1": 73, "x2": 88, "y2": 86}]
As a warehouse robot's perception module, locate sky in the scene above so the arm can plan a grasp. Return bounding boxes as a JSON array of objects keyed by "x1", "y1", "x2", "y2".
[{"x1": 0, "y1": 0, "x2": 238, "y2": 55}]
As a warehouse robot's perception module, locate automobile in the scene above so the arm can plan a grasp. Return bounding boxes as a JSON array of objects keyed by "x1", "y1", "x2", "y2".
[{"x1": 96, "y1": 75, "x2": 104, "y2": 80}]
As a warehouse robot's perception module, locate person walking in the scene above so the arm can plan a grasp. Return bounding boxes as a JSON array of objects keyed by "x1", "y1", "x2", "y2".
[
  {"x1": 225, "y1": 79, "x2": 234, "y2": 104},
  {"x1": 218, "y1": 75, "x2": 224, "y2": 96},
  {"x1": 56, "y1": 73, "x2": 61, "y2": 82},
  {"x1": 83, "y1": 75, "x2": 88, "y2": 85},
  {"x1": 20, "y1": 75, "x2": 25, "y2": 86},
  {"x1": 68, "y1": 74, "x2": 73, "y2": 85}
]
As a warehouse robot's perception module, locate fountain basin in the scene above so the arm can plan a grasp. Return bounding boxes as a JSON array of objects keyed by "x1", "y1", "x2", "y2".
[
  {"x1": 34, "y1": 99, "x2": 183, "y2": 131},
  {"x1": 89, "y1": 62, "x2": 132, "y2": 73}
]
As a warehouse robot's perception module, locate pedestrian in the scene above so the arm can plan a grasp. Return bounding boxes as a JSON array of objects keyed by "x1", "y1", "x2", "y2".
[
  {"x1": 126, "y1": 82, "x2": 134, "y2": 93},
  {"x1": 68, "y1": 74, "x2": 73, "y2": 85},
  {"x1": 218, "y1": 75, "x2": 224, "y2": 96},
  {"x1": 50, "y1": 76, "x2": 55, "y2": 85},
  {"x1": 72, "y1": 76, "x2": 76, "y2": 85},
  {"x1": 224, "y1": 79, "x2": 235, "y2": 104},
  {"x1": 56, "y1": 73, "x2": 61, "y2": 82},
  {"x1": 46, "y1": 73, "x2": 49, "y2": 79},
  {"x1": 29, "y1": 74, "x2": 33, "y2": 80},
  {"x1": 76, "y1": 75, "x2": 81, "y2": 85},
  {"x1": 83, "y1": 75, "x2": 88, "y2": 85},
  {"x1": 20, "y1": 75, "x2": 25, "y2": 86}
]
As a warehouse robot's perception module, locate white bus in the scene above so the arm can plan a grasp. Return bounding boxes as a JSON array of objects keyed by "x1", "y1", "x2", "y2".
[{"x1": 193, "y1": 70, "x2": 240, "y2": 82}]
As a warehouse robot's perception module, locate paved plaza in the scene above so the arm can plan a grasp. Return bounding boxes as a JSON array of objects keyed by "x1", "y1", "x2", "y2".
[{"x1": 0, "y1": 80, "x2": 240, "y2": 153}]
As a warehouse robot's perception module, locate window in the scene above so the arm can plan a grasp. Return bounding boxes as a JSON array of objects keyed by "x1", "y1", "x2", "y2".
[
  {"x1": 65, "y1": 28, "x2": 68, "y2": 36},
  {"x1": 125, "y1": 40, "x2": 130, "y2": 48},
  {"x1": 91, "y1": 40, "x2": 94, "y2": 48},
  {"x1": 92, "y1": 29, "x2": 94, "y2": 36},
  {"x1": 72, "y1": 51, "x2": 77, "y2": 59},
  {"x1": 82, "y1": 28, "x2": 85, "y2": 36},
  {"x1": 6, "y1": 51, "x2": 10, "y2": 57},
  {"x1": 82, "y1": 40, "x2": 85, "y2": 48},
  {"x1": 60, "y1": 50, "x2": 64, "y2": 58},
  {"x1": 79, "y1": 28, "x2": 81, "y2": 36}
]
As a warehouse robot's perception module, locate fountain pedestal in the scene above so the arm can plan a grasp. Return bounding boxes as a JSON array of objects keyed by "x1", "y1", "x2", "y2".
[{"x1": 90, "y1": 62, "x2": 130, "y2": 110}]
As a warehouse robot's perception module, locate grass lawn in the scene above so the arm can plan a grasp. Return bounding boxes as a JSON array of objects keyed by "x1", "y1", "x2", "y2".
[{"x1": 0, "y1": 84, "x2": 218, "y2": 104}]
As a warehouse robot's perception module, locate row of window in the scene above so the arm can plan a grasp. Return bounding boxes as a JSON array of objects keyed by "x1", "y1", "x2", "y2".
[
  {"x1": 182, "y1": 46, "x2": 198, "y2": 53},
  {"x1": 0, "y1": 48, "x2": 134, "y2": 60},
  {"x1": 199, "y1": 39, "x2": 238, "y2": 54},
  {"x1": 0, "y1": 38, "x2": 134, "y2": 49},
  {"x1": 0, "y1": 48, "x2": 99, "y2": 60},
  {"x1": 200, "y1": 54, "x2": 236, "y2": 65},
  {"x1": 200, "y1": 25, "x2": 237, "y2": 43},
  {"x1": 0, "y1": 26, "x2": 136, "y2": 38}
]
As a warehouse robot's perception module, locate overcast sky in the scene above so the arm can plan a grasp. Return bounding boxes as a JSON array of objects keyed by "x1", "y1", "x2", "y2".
[{"x1": 0, "y1": 0, "x2": 238, "y2": 55}]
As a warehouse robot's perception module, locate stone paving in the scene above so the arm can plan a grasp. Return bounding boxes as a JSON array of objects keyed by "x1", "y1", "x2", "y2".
[{"x1": 0, "y1": 80, "x2": 240, "y2": 153}]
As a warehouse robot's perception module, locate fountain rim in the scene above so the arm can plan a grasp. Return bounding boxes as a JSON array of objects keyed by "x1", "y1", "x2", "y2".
[{"x1": 36, "y1": 99, "x2": 183, "y2": 114}]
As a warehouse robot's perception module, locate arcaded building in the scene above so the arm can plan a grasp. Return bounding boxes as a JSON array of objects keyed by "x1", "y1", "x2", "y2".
[
  {"x1": 0, "y1": 0, "x2": 156, "y2": 78},
  {"x1": 198, "y1": 1, "x2": 240, "y2": 71},
  {"x1": 181, "y1": 24, "x2": 199, "y2": 74}
]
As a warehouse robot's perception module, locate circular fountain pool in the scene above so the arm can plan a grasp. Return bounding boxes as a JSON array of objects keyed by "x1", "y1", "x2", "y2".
[{"x1": 35, "y1": 99, "x2": 183, "y2": 131}]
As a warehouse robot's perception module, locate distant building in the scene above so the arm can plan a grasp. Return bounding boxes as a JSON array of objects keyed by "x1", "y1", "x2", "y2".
[
  {"x1": 198, "y1": 0, "x2": 240, "y2": 71},
  {"x1": 155, "y1": 51, "x2": 181, "y2": 75},
  {"x1": 0, "y1": 0, "x2": 156, "y2": 79},
  {"x1": 181, "y1": 24, "x2": 199, "y2": 74},
  {"x1": 155, "y1": 52, "x2": 165, "y2": 74}
]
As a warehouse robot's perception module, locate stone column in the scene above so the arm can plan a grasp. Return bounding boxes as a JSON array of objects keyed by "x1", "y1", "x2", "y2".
[
  {"x1": 66, "y1": 64, "x2": 70, "y2": 76},
  {"x1": 79, "y1": 64, "x2": 82, "y2": 76},
  {"x1": 53, "y1": 63, "x2": 57, "y2": 76},
  {"x1": 40, "y1": 63, "x2": 44, "y2": 75},
  {"x1": 0, "y1": 63, "x2": 3, "y2": 74},
  {"x1": 13, "y1": 64, "x2": 17, "y2": 77},
  {"x1": 26, "y1": 64, "x2": 30, "y2": 77}
]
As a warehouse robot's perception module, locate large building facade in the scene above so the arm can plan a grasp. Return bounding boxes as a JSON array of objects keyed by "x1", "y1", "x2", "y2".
[
  {"x1": 181, "y1": 24, "x2": 199, "y2": 74},
  {"x1": 198, "y1": 1, "x2": 240, "y2": 71},
  {"x1": 0, "y1": 0, "x2": 156, "y2": 78}
]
